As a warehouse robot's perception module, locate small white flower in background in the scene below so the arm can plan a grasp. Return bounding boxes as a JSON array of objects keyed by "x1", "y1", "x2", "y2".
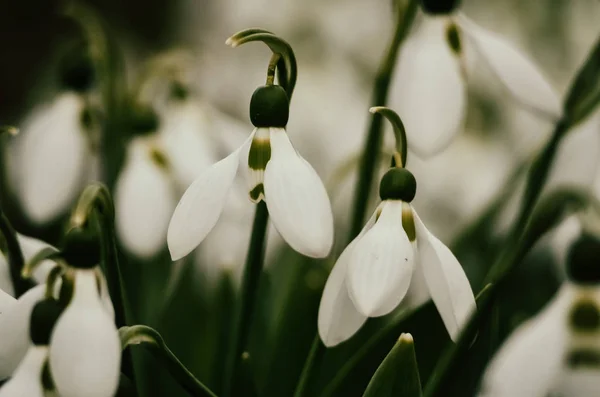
[
  {"x1": 390, "y1": 0, "x2": 561, "y2": 156},
  {"x1": 49, "y1": 230, "x2": 120, "y2": 397},
  {"x1": 318, "y1": 167, "x2": 476, "y2": 347},
  {"x1": 480, "y1": 234, "x2": 600, "y2": 397},
  {"x1": 168, "y1": 84, "x2": 334, "y2": 260},
  {"x1": 0, "y1": 299, "x2": 63, "y2": 397},
  {"x1": 0, "y1": 234, "x2": 57, "y2": 297}
]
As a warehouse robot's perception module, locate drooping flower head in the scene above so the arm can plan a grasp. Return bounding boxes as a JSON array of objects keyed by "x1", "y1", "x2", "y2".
[{"x1": 318, "y1": 107, "x2": 475, "y2": 347}]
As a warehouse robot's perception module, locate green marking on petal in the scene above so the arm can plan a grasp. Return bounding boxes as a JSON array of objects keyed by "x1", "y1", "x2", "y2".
[
  {"x1": 446, "y1": 23, "x2": 462, "y2": 56},
  {"x1": 570, "y1": 299, "x2": 600, "y2": 332},
  {"x1": 249, "y1": 183, "x2": 265, "y2": 202},
  {"x1": 567, "y1": 349, "x2": 600, "y2": 369},
  {"x1": 248, "y1": 135, "x2": 272, "y2": 170},
  {"x1": 402, "y1": 203, "x2": 416, "y2": 242},
  {"x1": 150, "y1": 146, "x2": 170, "y2": 170},
  {"x1": 41, "y1": 359, "x2": 56, "y2": 392}
]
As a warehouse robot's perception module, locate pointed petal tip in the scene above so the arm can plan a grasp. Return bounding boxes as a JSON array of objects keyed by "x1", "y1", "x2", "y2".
[{"x1": 399, "y1": 333, "x2": 414, "y2": 344}]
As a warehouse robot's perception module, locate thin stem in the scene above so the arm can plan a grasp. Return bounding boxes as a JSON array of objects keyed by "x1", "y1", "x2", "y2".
[
  {"x1": 293, "y1": 336, "x2": 325, "y2": 397},
  {"x1": 121, "y1": 325, "x2": 218, "y2": 397},
  {"x1": 266, "y1": 53, "x2": 281, "y2": 86},
  {"x1": 369, "y1": 106, "x2": 408, "y2": 168},
  {"x1": 348, "y1": 0, "x2": 418, "y2": 239},
  {"x1": 223, "y1": 201, "x2": 269, "y2": 397},
  {"x1": 0, "y1": 211, "x2": 34, "y2": 297}
]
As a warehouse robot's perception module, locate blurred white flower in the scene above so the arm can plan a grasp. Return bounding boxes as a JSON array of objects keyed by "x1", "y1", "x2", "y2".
[
  {"x1": 8, "y1": 92, "x2": 97, "y2": 224},
  {"x1": 0, "y1": 234, "x2": 57, "y2": 297},
  {"x1": 49, "y1": 268, "x2": 120, "y2": 397},
  {"x1": 168, "y1": 85, "x2": 334, "y2": 261},
  {"x1": 318, "y1": 168, "x2": 475, "y2": 347},
  {"x1": 391, "y1": 6, "x2": 561, "y2": 156}
]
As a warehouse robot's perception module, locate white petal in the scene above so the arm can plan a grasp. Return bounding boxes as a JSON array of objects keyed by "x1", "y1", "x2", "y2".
[
  {"x1": 479, "y1": 285, "x2": 571, "y2": 397},
  {"x1": 390, "y1": 16, "x2": 466, "y2": 156},
  {"x1": 347, "y1": 201, "x2": 414, "y2": 317},
  {"x1": 17, "y1": 234, "x2": 57, "y2": 284},
  {"x1": 19, "y1": 93, "x2": 89, "y2": 224},
  {"x1": 317, "y1": 211, "x2": 378, "y2": 347},
  {"x1": 458, "y1": 14, "x2": 562, "y2": 120},
  {"x1": 0, "y1": 253, "x2": 15, "y2": 297},
  {"x1": 263, "y1": 128, "x2": 334, "y2": 258},
  {"x1": 413, "y1": 209, "x2": 475, "y2": 341},
  {"x1": 115, "y1": 137, "x2": 177, "y2": 258},
  {"x1": 0, "y1": 286, "x2": 15, "y2": 311},
  {"x1": 0, "y1": 346, "x2": 47, "y2": 397},
  {"x1": 159, "y1": 101, "x2": 219, "y2": 189},
  {"x1": 50, "y1": 270, "x2": 120, "y2": 397},
  {"x1": 167, "y1": 139, "x2": 247, "y2": 261},
  {"x1": 0, "y1": 284, "x2": 45, "y2": 379}
]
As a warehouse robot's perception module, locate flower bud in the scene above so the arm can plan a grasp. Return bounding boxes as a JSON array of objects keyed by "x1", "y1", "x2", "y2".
[
  {"x1": 566, "y1": 233, "x2": 600, "y2": 285},
  {"x1": 60, "y1": 228, "x2": 101, "y2": 269},
  {"x1": 420, "y1": 0, "x2": 461, "y2": 15},
  {"x1": 379, "y1": 168, "x2": 417, "y2": 202},
  {"x1": 249, "y1": 85, "x2": 289, "y2": 127}
]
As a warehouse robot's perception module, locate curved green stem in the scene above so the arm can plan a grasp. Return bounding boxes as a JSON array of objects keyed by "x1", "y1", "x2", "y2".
[
  {"x1": 293, "y1": 336, "x2": 325, "y2": 397},
  {"x1": 22, "y1": 247, "x2": 60, "y2": 279},
  {"x1": 0, "y1": 210, "x2": 34, "y2": 297},
  {"x1": 226, "y1": 30, "x2": 297, "y2": 99},
  {"x1": 348, "y1": 0, "x2": 418, "y2": 239},
  {"x1": 370, "y1": 106, "x2": 408, "y2": 168},
  {"x1": 223, "y1": 201, "x2": 269, "y2": 397},
  {"x1": 120, "y1": 325, "x2": 217, "y2": 397}
]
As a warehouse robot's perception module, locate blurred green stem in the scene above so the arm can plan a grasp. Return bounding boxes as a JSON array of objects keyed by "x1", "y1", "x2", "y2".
[
  {"x1": 121, "y1": 325, "x2": 217, "y2": 397},
  {"x1": 348, "y1": 0, "x2": 418, "y2": 237},
  {"x1": 0, "y1": 210, "x2": 34, "y2": 297},
  {"x1": 293, "y1": 336, "x2": 325, "y2": 397},
  {"x1": 223, "y1": 201, "x2": 269, "y2": 397}
]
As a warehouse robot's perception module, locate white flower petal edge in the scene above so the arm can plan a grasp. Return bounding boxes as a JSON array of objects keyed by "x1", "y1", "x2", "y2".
[
  {"x1": 390, "y1": 16, "x2": 466, "y2": 156},
  {"x1": 317, "y1": 212, "x2": 378, "y2": 347},
  {"x1": 17, "y1": 234, "x2": 57, "y2": 284},
  {"x1": 19, "y1": 92, "x2": 89, "y2": 224},
  {"x1": 167, "y1": 134, "x2": 253, "y2": 261},
  {"x1": 0, "y1": 286, "x2": 15, "y2": 311},
  {"x1": 478, "y1": 285, "x2": 571, "y2": 397},
  {"x1": 50, "y1": 270, "x2": 120, "y2": 397},
  {"x1": 457, "y1": 14, "x2": 562, "y2": 120},
  {"x1": 115, "y1": 137, "x2": 176, "y2": 258},
  {"x1": 264, "y1": 128, "x2": 334, "y2": 258},
  {"x1": 0, "y1": 284, "x2": 45, "y2": 379},
  {"x1": 0, "y1": 254, "x2": 15, "y2": 297},
  {"x1": 413, "y1": 209, "x2": 475, "y2": 341},
  {"x1": 347, "y1": 201, "x2": 414, "y2": 317},
  {"x1": 0, "y1": 346, "x2": 47, "y2": 397}
]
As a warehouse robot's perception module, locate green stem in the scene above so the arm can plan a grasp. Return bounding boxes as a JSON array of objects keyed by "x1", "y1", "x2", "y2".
[
  {"x1": 0, "y1": 210, "x2": 34, "y2": 297},
  {"x1": 348, "y1": 0, "x2": 418, "y2": 238},
  {"x1": 223, "y1": 201, "x2": 269, "y2": 397},
  {"x1": 293, "y1": 336, "x2": 325, "y2": 397},
  {"x1": 121, "y1": 325, "x2": 217, "y2": 397}
]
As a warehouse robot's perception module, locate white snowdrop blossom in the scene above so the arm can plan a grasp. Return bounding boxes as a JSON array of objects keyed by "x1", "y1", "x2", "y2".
[
  {"x1": 480, "y1": 235, "x2": 600, "y2": 397},
  {"x1": 0, "y1": 234, "x2": 57, "y2": 297},
  {"x1": 9, "y1": 92, "x2": 97, "y2": 224},
  {"x1": 0, "y1": 299, "x2": 64, "y2": 397},
  {"x1": 390, "y1": 0, "x2": 561, "y2": 156},
  {"x1": 318, "y1": 167, "x2": 476, "y2": 347},
  {"x1": 49, "y1": 269, "x2": 120, "y2": 397},
  {"x1": 168, "y1": 84, "x2": 334, "y2": 260}
]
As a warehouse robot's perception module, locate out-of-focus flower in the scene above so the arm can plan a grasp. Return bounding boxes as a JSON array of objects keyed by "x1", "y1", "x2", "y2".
[
  {"x1": 168, "y1": 84, "x2": 334, "y2": 260},
  {"x1": 318, "y1": 167, "x2": 475, "y2": 347},
  {"x1": 0, "y1": 234, "x2": 57, "y2": 297},
  {"x1": 0, "y1": 299, "x2": 63, "y2": 397},
  {"x1": 49, "y1": 230, "x2": 120, "y2": 397},
  {"x1": 480, "y1": 233, "x2": 600, "y2": 396},
  {"x1": 390, "y1": 0, "x2": 561, "y2": 156}
]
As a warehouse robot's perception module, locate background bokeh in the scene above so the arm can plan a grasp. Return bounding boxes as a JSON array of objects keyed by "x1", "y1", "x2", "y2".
[{"x1": 1, "y1": 0, "x2": 600, "y2": 396}]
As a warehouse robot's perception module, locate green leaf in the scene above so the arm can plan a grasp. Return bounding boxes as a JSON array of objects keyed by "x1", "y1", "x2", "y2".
[
  {"x1": 363, "y1": 333, "x2": 422, "y2": 397},
  {"x1": 564, "y1": 34, "x2": 600, "y2": 126}
]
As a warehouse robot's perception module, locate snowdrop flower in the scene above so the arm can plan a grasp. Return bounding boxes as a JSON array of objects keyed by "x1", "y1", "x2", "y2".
[
  {"x1": 0, "y1": 234, "x2": 58, "y2": 297},
  {"x1": 0, "y1": 284, "x2": 45, "y2": 379},
  {"x1": 0, "y1": 299, "x2": 63, "y2": 397},
  {"x1": 318, "y1": 107, "x2": 475, "y2": 347},
  {"x1": 480, "y1": 233, "x2": 600, "y2": 397},
  {"x1": 390, "y1": 0, "x2": 561, "y2": 156},
  {"x1": 49, "y1": 229, "x2": 120, "y2": 397},
  {"x1": 168, "y1": 84, "x2": 334, "y2": 260},
  {"x1": 9, "y1": 52, "x2": 98, "y2": 224}
]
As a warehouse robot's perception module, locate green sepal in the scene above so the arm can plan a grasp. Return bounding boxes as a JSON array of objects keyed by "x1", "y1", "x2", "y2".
[
  {"x1": 60, "y1": 227, "x2": 101, "y2": 269},
  {"x1": 420, "y1": 0, "x2": 460, "y2": 15},
  {"x1": 379, "y1": 168, "x2": 417, "y2": 202},
  {"x1": 567, "y1": 233, "x2": 600, "y2": 285},
  {"x1": 363, "y1": 333, "x2": 423, "y2": 397},
  {"x1": 250, "y1": 85, "x2": 289, "y2": 127}
]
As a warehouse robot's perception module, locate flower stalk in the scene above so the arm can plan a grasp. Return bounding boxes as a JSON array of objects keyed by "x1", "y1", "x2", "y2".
[{"x1": 0, "y1": 210, "x2": 34, "y2": 297}]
